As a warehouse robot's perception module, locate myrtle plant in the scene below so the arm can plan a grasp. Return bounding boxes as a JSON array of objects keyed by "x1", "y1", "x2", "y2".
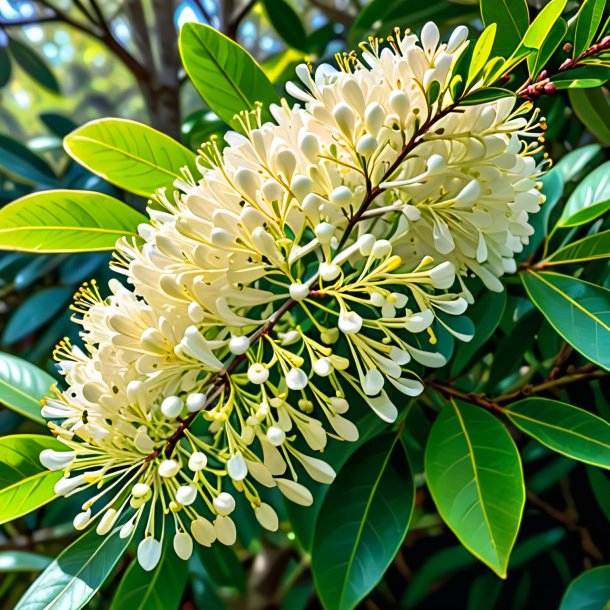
[{"x1": 2, "y1": 1, "x2": 610, "y2": 609}]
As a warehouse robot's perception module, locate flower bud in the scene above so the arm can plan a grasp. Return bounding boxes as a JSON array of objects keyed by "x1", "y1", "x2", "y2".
[
  {"x1": 161, "y1": 396, "x2": 183, "y2": 418},
  {"x1": 188, "y1": 452, "x2": 208, "y2": 471},
  {"x1": 158, "y1": 459, "x2": 180, "y2": 478},
  {"x1": 229, "y1": 335, "x2": 249, "y2": 355},
  {"x1": 186, "y1": 392, "x2": 207, "y2": 412},
  {"x1": 247, "y1": 363, "x2": 269, "y2": 385},
  {"x1": 213, "y1": 492, "x2": 236, "y2": 516},
  {"x1": 176, "y1": 485, "x2": 198, "y2": 506}
]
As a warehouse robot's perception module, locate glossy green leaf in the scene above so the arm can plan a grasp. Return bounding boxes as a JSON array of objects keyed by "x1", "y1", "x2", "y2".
[
  {"x1": 467, "y1": 24, "x2": 497, "y2": 87},
  {"x1": 560, "y1": 200, "x2": 610, "y2": 227},
  {"x1": 110, "y1": 548, "x2": 188, "y2": 610},
  {"x1": 552, "y1": 65, "x2": 610, "y2": 89},
  {"x1": 64, "y1": 119, "x2": 197, "y2": 197},
  {"x1": 522, "y1": 271, "x2": 610, "y2": 370},
  {"x1": 560, "y1": 160, "x2": 610, "y2": 221},
  {"x1": 527, "y1": 18, "x2": 567, "y2": 78},
  {"x1": 569, "y1": 88, "x2": 610, "y2": 146},
  {"x1": 3, "y1": 287, "x2": 72, "y2": 345},
  {"x1": 312, "y1": 434, "x2": 414, "y2": 610},
  {"x1": 459, "y1": 87, "x2": 514, "y2": 105},
  {"x1": 506, "y1": 398, "x2": 610, "y2": 468},
  {"x1": 450, "y1": 290, "x2": 506, "y2": 376},
  {"x1": 0, "y1": 189, "x2": 146, "y2": 253},
  {"x1": 0, "y1": 352, "x2": 55, "y2": 424},
  {"x1": 0, "y1": 46, "x2": 12, "y2": 88},
  {"x1": 7, "y1": 37, "x2": 59, "y2": 94},
  {"x1": 480, "y1": 0, "x2": 528, "y2": 57},
  {"x1": 0, "y1": 434, "x2": 63, "y2": 525},
  {"x1": 425, "y1": 400, "x2": 524, "y2": 577},
  {"x1": 0, "y1": 134, "x2": 57, "y2": 186},
  {"x1": 573, "y1": 0, "x2": 606, "y2": 58},
  {"x1": 545, "y1": 230, "x2": 610, "y2": 266},
  {"x1": 263, "y1": 0, "x2": 307, "y2": 52},
  {"x1": 0, "y1": 551, "x2": 52, "y2": 573},
  {"x1": 15, "y1": 527, "x2": 133, "y2": 610},
  {"x1": 179, "y1": 23, "x2": 280, "y2": 130},
  {"x1": 522, "y1": 0, "x2": 567, "y2": 50},
  {"x1": 554, "y1": 143, "x2": 600, "y2": 182},
  {"x1": 559, "y1": 566, "x2": 610, "y2": 610}
]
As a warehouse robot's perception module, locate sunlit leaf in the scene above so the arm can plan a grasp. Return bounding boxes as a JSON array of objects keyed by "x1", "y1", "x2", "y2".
[
  {"x1": 425, "y1": 400, "x2": 524, "y2": 578},
  {"x1": 573, "y1": 0, "x2": 606, "y2": 58},
  {"x1": 522, "y1": 0, "x2": 567, "y2": 50}
]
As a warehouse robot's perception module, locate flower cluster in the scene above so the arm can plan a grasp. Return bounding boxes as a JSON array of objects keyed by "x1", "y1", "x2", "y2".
[{"x1": 41, "y1": 23, "x2": 545, "y2": 570}]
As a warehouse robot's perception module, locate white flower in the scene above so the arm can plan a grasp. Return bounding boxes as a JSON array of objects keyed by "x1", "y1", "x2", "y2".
[
  {"x1": 138, "y1": 537, "x2": 162, "y2": 571},
  {"x1": 247, "y1": 363, "x2": 269, "y2": 385}
]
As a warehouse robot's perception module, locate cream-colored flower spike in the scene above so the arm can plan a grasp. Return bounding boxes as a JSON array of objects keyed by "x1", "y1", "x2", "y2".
[{"x1": 42, "y1": 22, "x2": 544, "y2": 570}]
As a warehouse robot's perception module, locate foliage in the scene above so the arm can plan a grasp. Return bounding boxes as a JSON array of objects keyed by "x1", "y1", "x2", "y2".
[{"x1": 2, "y1": 1, "x2": 610, "y2": 609}]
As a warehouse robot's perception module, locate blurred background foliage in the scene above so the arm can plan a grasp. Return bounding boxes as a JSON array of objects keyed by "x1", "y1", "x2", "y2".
[{"x1": 2, "y1": 1, "x2": 610, "y2": 609}]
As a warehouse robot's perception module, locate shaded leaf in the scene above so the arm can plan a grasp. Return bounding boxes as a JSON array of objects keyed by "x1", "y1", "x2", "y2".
[
  {"x1": 0, "y1": 46, "x2": 12, "y2": 88},
  {"x1": 0, "y1": 352, "x2": 55, "y2": 424},
  {"x1": 560, "y1": 160, "x2": 610, "y2": 221},
  {"x1": 559, "y1": 566, "x2": 610, "y2": 610},
  {"x1": 312, "y1": 434, "x2": 414, "y2": 610},
  {"x1": 263, "y1": 0, "x2": 308, "y2": 52},
  {"x1": 544, "y1": 230, "x2": 610, "y2": 266},
  {"x1": 8, "y1": 37, "x2": 59, "y2": 93},
  {"x1": 0, "y1": 134, "x2": 57, "y2": 186},
  {"x1": 480, "y1": 0, "x2": 529, "y2": 58},
  {"x1": 569, "y1": 88, "x2": 610, "y2": 146},
  {"x1": 0, "y1": 551, "x2": 52, "y2": 573}
]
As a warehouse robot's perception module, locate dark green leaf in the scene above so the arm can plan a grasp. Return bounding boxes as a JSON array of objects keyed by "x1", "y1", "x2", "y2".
[
  {"x1": 64, "y1": 119, "x2": 197, "y2": 197},
  {"x1": 560, "y1": 160, "x2": 610, "y2": 221},
  {"x1": 480, "y1": 0, "x2": 529, "y2": 58},
  {"x1": 552, "y1": 65, "x2": 610, "y2": 89},
  {"x1": 195, "y1": 543, "x2": 246, "y2": 592},
  {"x1": 0, "y1": 189, "x2": 146, "y2": 253},
  {"x1": 559, "y1": 566, "x2": 610, "y2": 610},
  {"x1": 0, "y1": 46, "x2": 12, "y2": 88},
  {"x1": 522, "y1": 271, "x2": 610, "y2": 370},
  {"x1": 7, "y1": 37, "x2": 59, "y2": 94},
  {"x1": 459, "y1": 87, "x2": 515, "y2": 105},
  {"x1": 425, "y1": 400, "x2": 524, "y2": 577},
  {"x1": 179, "y1": 23, "x2": 280, "y2": 130},
  {"x1": 560, "y1": 200, "x2": 610, "y2": 227},
  {"x1": 263, "y1": 0, "x2": 308, "y2": 51},
  {"x1": 506, "y1": 398, "x2": 610, "y2": 467},
  {"x1": 573, "y1": 0, "x2": 606, "y2": 58},
  {"x1": 545, "y1": 230, "x2": 610, "y2": 266},
  {"x1": 0, "y1": 352, "x2": 55, "y2": 424},
  {"x1": 15, "y1": 527, "x2": 133, "y2": 610},
  {"x1": 110, "y1": 547, "x2": 188, "y2": 610},
  {"x1": 0, "y1": 434, "x2": 63, "y2": 525},
  {"x1": 450, "y1": 290, "x2": 506, "y2": 376},
  {"x1": 0, "y1": 134, "x2": 57, "y2": 186},
  {"x1": 569, "y1": 88, "x2": 610, "y2": 146},
  {"x1": 40, "y1": 112, "x2": 79, "y2": 139},
  {"x1": 312, "y1": 434, "x2": 414, "y2": 610},
  {"x1": 586, "y1": 466, "x2": 610, "y2": 520}
]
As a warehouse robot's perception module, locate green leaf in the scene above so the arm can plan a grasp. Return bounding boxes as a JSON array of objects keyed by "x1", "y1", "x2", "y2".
[
  {"x1": 459, "y1": 87, "x2": 515, "y2": 105},
  {"x1": 450, "y1": 290, "x2": 506, "y2": 376},
  {"x1": 7, "y1": 37, "x2": 59, "y2": 94},
  {"x1": 522, "y1": 0, "x2": 567, "y2": 50},
  {"x1": 110, "y1": 548, "x2": 188, "y2": 610},
  {"x1": 544, "y1": 230, "x2": 610, "y2": 266},
  {"x1": 467, "y1": 24, "x2": 497, "y2": 87},
  {"x1": 560, "y1": 160, "x2": 610, "y2": 221},
  {"x1": 0, "y1": 352, "x2": 55, "y2": 424},
  {"x1": 573, "y1": 0, "x2": 606, "y2": 58},
  {"x1": 0, "y1": 434, "x2": 63, "y2": 525},
  {"x1": 527, "y1": 18, "x2": 567, "y2": 78},
  {"x1": 559, "y1": 566, "x2": 610, "y2": 610},
  {"x1": 554, "y1": 143, "x2": 600, "y2": 182},
  {"x1": 522, "y1": 271, "x2": 610, "y2": 370},
  {"x1": 0, "y1": 46, "x2": 12, "y2": 88},
  {"x1": 15, "y1": 527, "x2": 133, "y2": 610},
  {"x1": 179, "y1": 23, "x2": 281, "y2": 130},
  {"x1": 3, "y1": 286, "x2": 72, "y2": 344},
  {"x1": 552, "y1": 65, "x2": 610, "y2": 89},
  {"x1": 0, "y1": 133, "x2": 57, "y2": 186},
  {"x1": 312, "y1": 434, "x2": 414, "y2": 610},
  {"x1": 480, "y1": 0, "x2": 529, "y2": 58},
  {"x1": 425, "y1": 400, "x2": 524, "y2": 578},
  {"x1": 559, "y1": 200, "x2": 610, "y2": 227},
  {"x1": 506, "y1": 398, "x2": 610, "y2": 468},
  {"x1": 64, "y1": 119, "x2": 197, "y2": 197},
  {"x1": 196, "y1": 543, "x2": 246, "y2": 592},
  {"x1": 0, "y1": 551, "x2": 52, "y2": 573},
  {"x1": 263, "y1": 0, "x2": 308, "y2": 52},
  {"x1": 0, "y1": 189, "x2": 147, "y2": 253},
  {"x1": 586, "y1": 466, "x2": 610, "y2": 520},
  {"x1": 569, "y1": 88, "x2": 610, "y2": 146}
]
